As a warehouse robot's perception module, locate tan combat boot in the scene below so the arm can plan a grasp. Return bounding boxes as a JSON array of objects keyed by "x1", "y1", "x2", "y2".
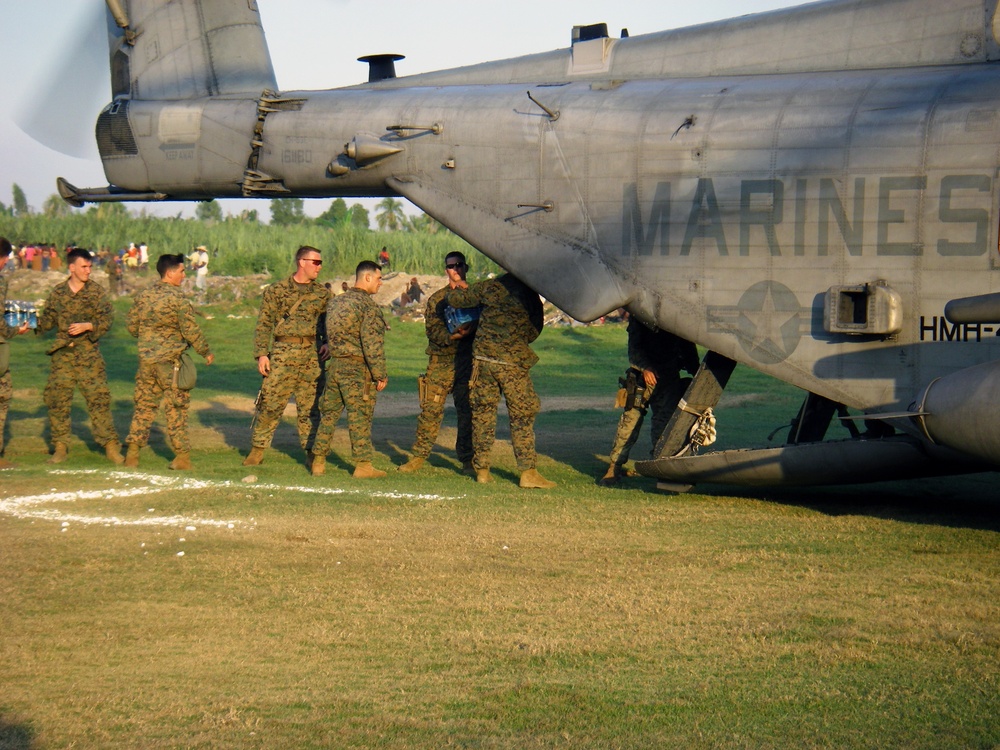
[
  {"x1": 105, "y1": 441, "x2": 125, "y2": 465},
  {"x1": 475, "y1": 468, "x2": 492, "y2": 484},
  {"x1": 353, "y1": 462, "x2": 386, "y2": 479},
  {"x1": 398, "y1": 456, "x2": 425, "y2": 474},
  {"x1": 520, "y1": 468, "x2": 557, "y2": 489},
  {"x1": 48, "y1": 442, "x2": 68, "y2": 464},
  {"x1": 311, "y1": 455, "x2": 326, "y2": 476},
  {"x1": 598, "y1": 462, "x2": 622, "y2": 487},
  {"x1": 169, "y1": 453, "x2": 192, "y2": 470},
  {"x1": 124, "y1": 443, "x2": 141, "y2": 468},
  {"x1": 242, "y1": 447, "x2": 265, "y2": 467}
]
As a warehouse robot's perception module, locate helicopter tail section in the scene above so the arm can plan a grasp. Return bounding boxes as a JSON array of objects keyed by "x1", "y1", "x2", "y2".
[{"x1": 106, "y1": 0, "x2": 277, "y2": 101}]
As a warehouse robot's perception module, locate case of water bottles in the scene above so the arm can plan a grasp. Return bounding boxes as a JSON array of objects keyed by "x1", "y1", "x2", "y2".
[
  {"x1": 444, "y1": 305, "x2": 481, "y2": 334},
  {"x1": 4, "y1": 300, "x2": 38, "y2": 329}
]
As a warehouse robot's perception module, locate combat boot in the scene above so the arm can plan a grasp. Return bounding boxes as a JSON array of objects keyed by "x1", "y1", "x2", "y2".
[
  {"x1": 242, "y1": 447, "x2": 265, "y2": 467},
  {"x1": 105, "y1": 441, "x2": 125, "y2": 465},
  {"x1": 124, "y1": 443, "x2": 141, "y2": 468},
  {"x1": 353, "y1": 462, "x2": 386, "y2": 479},
  {"x1": 48, "y1": 443, "x2": 68, "y2": 464},
  {"x1": 311, "y1": 455, "x2": 326, "y2": 476},
  {"x1": 398, "y1": 456, "x2": 425, "y2": 474},
  {"x1": 0, "y1": 457, "x2": 15, "y2": 470},
  {"x1": 598, "y1": 462, "x2": 622, "y2": 487},
  {"x1": 475, "y1": 468, "x2": 492, "y2": 484},
  {"x1": 520, "y1": 468, "x2": 557, "y2": 489},
  {"x1": 169, "y1": 453, "x2": 192, "y2": 471},
  {"x1": 461, "y1": 461, "x2": 476, "y2": 477}
]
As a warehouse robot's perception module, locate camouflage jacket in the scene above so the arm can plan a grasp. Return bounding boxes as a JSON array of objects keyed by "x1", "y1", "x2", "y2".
[
  {"x1": 253, "y1": 275, "x2": 331, "y2": 358},
  {"x1": 127, "y1": 281, "x2": 211, "y2": 363},
  {"x1": 36, "y1": 279, "x2": 113, "y2": 356},
  {"x1": 326, "y1": 287, "x2": 387, "y2": 380},
  {"x1": 628, "y1": 318, "x2": 700, "y2": 378},
  {"x1": 0, "y1": 275, "x2": 18, "y2": 341},
  {"x1": 448, "y1": 275, "x2": 542, "y2": 369}
]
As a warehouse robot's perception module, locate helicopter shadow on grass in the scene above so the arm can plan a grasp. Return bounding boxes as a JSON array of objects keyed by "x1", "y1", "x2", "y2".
[
  {"x1": 693, "y1": 474, "x2": 1000, "y2": 534},
  {"x1": 0, "y1": 714, "x2": 33, "y2": 750}
]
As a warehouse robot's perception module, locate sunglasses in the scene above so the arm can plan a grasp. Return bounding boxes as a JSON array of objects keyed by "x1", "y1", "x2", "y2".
[
  {"x1": 302, "y1": 258, "x2": 323, "y2": 266},
  {"x1": 445, "y1": 262, "x2": 465, "y2": 270}
]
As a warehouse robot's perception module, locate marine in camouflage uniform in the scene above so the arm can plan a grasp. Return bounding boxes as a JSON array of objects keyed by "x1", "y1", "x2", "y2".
[
  {"x1": 399, "y1": 252, "x2": 474, "y2": 474},
  {"x1": 243, "y1": 246, "x2": 330, "y2": 466},
  {"x1": 311, "y1": 261, "x2": 388, "y2": 478},
  {"x1": 0, "y1": 237, "x2": 30, "y2": 469},
  {"x1": 599, "y1": 316, "x2": 700, "y2": 486},
  {"x1": 124, "y1": 253, "x2": 214, "y2": 470},
  {"x1": 447, "y1": 273, "x2": 556, "y2": 489},
  {"x1": 36, "y1": 248, "x2": 123, "y2": 464}
]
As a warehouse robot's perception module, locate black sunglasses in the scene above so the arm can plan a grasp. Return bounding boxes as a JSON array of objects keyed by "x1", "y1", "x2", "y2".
[
  {"x1": 302, "y1": 258, "x2": 323, "y2": 266},
  {"x1": 445, "y1": 262, "x2": 465, "y2": 269}
]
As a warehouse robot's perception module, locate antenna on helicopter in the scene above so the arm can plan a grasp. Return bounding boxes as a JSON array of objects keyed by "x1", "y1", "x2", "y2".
[{"x1": 358, "y1": 54, "x2": 405, "y2": 83}]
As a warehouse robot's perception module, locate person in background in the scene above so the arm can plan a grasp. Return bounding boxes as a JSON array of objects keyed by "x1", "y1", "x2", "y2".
[
  {"x1": 0, "y1": 238, "x2": 32, "y2": 469},
  {"x1": 190, "y1": 245, "x2": 209, "y2": 298}
]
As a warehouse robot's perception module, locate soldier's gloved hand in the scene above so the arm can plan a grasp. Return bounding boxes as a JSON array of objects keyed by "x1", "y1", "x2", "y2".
[{"x1": 257, "y1": 355, "x2": 270, "y2": 376}]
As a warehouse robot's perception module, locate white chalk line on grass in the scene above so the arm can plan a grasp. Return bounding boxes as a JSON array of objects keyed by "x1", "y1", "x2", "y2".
[{"x1": 2, "y1": 471, "x2": 463, "y2": 528}]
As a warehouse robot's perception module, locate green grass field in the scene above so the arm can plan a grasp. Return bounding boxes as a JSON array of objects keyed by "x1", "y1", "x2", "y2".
[{"x1": 1, "y1": 303, "x2": 998, "y2": 749}]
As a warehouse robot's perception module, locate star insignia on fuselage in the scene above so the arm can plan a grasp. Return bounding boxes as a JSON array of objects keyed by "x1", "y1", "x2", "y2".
[{"x1": 707, "y1": 280, "x2": 808, "y2": 364}]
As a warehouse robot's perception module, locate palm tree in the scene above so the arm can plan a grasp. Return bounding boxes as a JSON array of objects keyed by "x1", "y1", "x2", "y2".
[{"x1": 375, "y1": 197, "x2": 406, "y2": 231}]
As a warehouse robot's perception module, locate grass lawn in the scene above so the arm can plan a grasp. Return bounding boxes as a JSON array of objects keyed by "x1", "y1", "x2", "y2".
[{"x1": 1, "y1": 301, "x2": 997, "y2": 748}]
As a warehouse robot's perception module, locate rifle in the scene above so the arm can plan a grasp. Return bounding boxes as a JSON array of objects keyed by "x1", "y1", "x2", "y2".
[{"x1": 250, "y1": 386, "x2": 264, "y2": 432}]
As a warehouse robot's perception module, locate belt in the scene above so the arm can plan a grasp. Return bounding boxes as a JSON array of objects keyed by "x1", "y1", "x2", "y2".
[{"x1": 274, "y1": 336, "x2": 313, "y2": 345}]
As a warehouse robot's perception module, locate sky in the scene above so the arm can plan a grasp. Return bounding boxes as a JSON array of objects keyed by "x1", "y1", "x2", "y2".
[{"x1": 1, "y1": 0, "x2": 799, "y2": 221}]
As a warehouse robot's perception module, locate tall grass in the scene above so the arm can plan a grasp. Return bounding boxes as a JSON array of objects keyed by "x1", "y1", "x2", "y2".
[{"x1": 0, "y1": 211, "x2": 499, "y2": 279}]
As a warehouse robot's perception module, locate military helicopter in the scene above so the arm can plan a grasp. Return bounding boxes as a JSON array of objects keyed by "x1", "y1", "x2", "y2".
[{"x1": 57, "y1": 0, "x2": 1000, "y2": 490}]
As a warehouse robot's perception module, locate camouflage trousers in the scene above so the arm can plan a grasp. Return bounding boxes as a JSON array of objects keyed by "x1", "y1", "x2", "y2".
[
  {"x1": 469, "y1": 359, "x2": 540, "y2": 472},
  {"x1": 0, "y1": 370, "x2": 10, "y2": 455},
  {"x1": 44, "y1": 348, "x2": 118, "y2": 447},
  {"x1": 409, "y1": 352, "x2": 473, "y2": 462},
  {"x1": 126, "y1": 359, "x2": 192, "y2": 454},
  {"x1": 311, "y1": 358, "x2": 377, "y2": 462},
  {"x1": 250, "y1": 343, "x2": 323, "y2": 451},
  {"x1": 608, "y1": 376, "x2": 688, "y2": 466}
]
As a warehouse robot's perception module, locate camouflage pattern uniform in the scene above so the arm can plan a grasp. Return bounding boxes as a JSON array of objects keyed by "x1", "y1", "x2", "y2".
[
  {"x1": 311, "y1": 287, "x2": 388, "y2": 462},
  {"x1": 125, "y1": 281, "x2": 212, "y2": 454},
  {"x1": 448, "y1": 275, "x2": 544, "y2": 472},
  {"x1": 36, "y1": 279, "x2": 118, "y2": 448},
  {"x1": 608, "y1": 318, "x2": 700, "y2": 467},
  {"x1": 250, "y1": 276, "x2": 330, "y2": 450},
  {"x1": 408, "y1": 285, "x2": 474, "y2": 462},
  {"x1": 0, "y1": 275, "x2": 19, "y2": 457}
]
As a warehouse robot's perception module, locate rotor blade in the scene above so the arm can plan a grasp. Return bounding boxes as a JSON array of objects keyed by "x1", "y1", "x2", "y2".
[{"x1": 13, "y1": 2, "x2": 109, "y2": 159}]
